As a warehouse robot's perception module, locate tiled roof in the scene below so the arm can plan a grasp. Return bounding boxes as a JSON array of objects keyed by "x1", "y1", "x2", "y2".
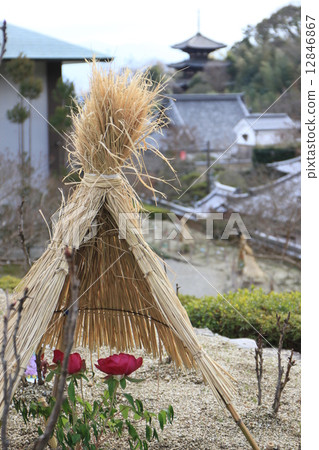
[
  {"x1": 162, "y1": 93, "x2": 249, "y2": 150},
  {"x1": 267, "y1": 156, "x2": 301, "y2": 174},
  {"x1": 227, "y1": 171, "x2": 301, "y2": 222},
  {"x1": 244, "y1": 113, "x2": 295, "y2": 131},
  {"x1": 3, "y1": 24, "x2": 112, "y2": 61},
  {"x1": 172, "y1": 32, "x2": 226, "y2": 51}
]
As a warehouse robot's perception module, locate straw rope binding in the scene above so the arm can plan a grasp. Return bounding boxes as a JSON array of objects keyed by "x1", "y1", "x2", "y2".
[{"x1": 0, "y1": 62, "x2": 236, "y2": 416}]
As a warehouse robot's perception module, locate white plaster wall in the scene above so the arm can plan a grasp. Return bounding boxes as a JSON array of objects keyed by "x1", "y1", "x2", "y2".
[
  {"x1": 234, "y1": 120, "x2": 256, "y2": 146},
  {"x1": 255, "y1": 130, "x2": 293, "y2": 146},
  {"x1": 0, "y1": 61, "x2": 49, "y2": 187}
]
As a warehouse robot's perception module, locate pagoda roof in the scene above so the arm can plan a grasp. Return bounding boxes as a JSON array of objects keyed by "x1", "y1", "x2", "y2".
[
  {"x1": 172, "y1": 32, "x2": 226, "y2": 52},
  {"x1": 3, "y1": 24, "x2": 113, "y2": 62}
]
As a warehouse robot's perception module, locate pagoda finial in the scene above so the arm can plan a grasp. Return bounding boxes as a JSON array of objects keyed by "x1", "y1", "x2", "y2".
[{"x1": 197, "y1": 9, "x2": 200, "y2": 34}]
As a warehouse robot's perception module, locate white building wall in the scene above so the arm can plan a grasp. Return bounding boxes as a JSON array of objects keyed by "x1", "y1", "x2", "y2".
[
  {"x1": 234, "y1": 120, "x2": 296, "y2": 148},
  {"x1": 0, "y1": 61, "x2": 49, "y2": 188},
  {"x1": 233, "y1": 120, "x2": 256, "y2": 146},
  {"x1": 255, "y1": 130, "x2": 293, "y2": 146}
]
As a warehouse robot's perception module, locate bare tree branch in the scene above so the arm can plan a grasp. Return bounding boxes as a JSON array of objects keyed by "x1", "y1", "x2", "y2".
[
  {"x1": 32, "y1": 247, "x2": 79, "y2": 450},
  {"x1": 35, "y1": 348, "x2": 44, "y2": 386},
  {"x1": 255, "y1": 334, "x2": 263, "y2": 406},
  {"x1": 18, "y1": 199, "x2": 32, "y2": 269},
  {"x1": 1, "y1": 288, "x2": 29, "y2": 450},
  {"x1": 273, "y1": 312, "x2": 296, "y2": 413}
]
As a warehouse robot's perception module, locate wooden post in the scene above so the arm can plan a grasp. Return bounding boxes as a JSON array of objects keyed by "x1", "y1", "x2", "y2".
[
  {"x1": 225, "y1": 402, "x2": 260, "y2": 450},
  {"x1": 206, "y1": 140, "x2": 211, "y2": 194},
  {"x1": 266, "y1": 443, "x2": 276, "y2": 450}
]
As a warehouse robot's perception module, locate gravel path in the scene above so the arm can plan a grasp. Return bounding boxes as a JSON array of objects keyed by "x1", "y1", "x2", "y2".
[{"x1": 5, "y1": 332, "x2": 301, "y2": 449}]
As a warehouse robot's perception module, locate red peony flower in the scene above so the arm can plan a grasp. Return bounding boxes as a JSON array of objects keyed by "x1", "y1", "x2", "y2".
[
  {"x1": 53, "y1": 350, "x2": 64, "y2": 365},
  {"x1": 52, "y1": 350, "x2": 85, "y2": 375},
  {"x1": 95, "y1": 353, "x2": 143, "y2": 376}
]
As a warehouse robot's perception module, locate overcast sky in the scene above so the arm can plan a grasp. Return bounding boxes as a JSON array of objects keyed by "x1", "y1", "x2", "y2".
[{"x1": 3, "y1": 0, "x2": 300, "y2": 93}]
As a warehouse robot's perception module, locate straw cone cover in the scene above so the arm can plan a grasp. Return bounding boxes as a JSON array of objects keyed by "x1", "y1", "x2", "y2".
[{"x1": 0, "y1": 63, "x2": 235, "y2": 414}]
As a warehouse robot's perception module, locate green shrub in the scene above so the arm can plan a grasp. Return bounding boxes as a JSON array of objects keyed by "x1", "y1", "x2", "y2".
[
  {"x1": 178, "y1": 171, "x2": 208, "y2": 203},
  {"x1": 0, "y1": 275, "x2": 21, "y2": 292},
  {"x1": 142, "y1": 203, "x2": 171, "y2": 220},
  {"x1": 252, "y1": 147, "x2": 296, "y2": 165},
  {"x1": 0, "y1": 263, "x2": 25, "y2": 278},
  {"x1": 180, "y1": 288, "x2": 301, "y2": 351}
]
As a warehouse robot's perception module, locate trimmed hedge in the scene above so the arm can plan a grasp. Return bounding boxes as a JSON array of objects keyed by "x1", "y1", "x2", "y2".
[
  {"x1": 0, "y1": 276, "x2": 301, "y2": 351},
  {"x1": 142, "y1": 203, "x2": 171, "y2": 220},
  {"x1": 0, "y1": 275, "x2": 20, "y2": 292},
  {"x1": 252, "y1": 147, "x2": 296, "y2": 165},
  {"x1": 180, "y1": 288, "x2": 301, "y2": 351}
]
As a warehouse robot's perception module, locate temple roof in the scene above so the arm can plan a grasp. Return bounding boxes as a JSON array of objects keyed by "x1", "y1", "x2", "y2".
[
  {"x1": 172, "y1": 32, "x2": 226, "y2": 52},
  {"x1": 240, "y1": 113, "x2": 296, "y2": 131},
  {"x1": 157, "y1": 93, "x2": 249, "y2": 151},
  {"x1": 3, "y1": 24, "x2": 113, "y2": 62}
]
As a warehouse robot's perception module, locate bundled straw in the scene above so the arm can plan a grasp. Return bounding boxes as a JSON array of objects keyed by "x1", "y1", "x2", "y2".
[{"x1": 0, "y1": 63, "x2": 235, "y2": 415}]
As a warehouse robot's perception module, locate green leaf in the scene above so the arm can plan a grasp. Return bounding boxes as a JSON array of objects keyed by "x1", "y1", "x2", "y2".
[
  {"x1": 135, "y1": 399, "x2": 143, "y2": 414},
  {"x1": 126, "y1": 420, "x2": 139, "y2": 441},
  {"x1": 120, "y1": 405, "x2": 130, "y2": 419},
  {"x1": 168, "y1": 405, "x2": 174, "y2": 422},
  {"x1": 93, "y1": 401, "x2": 100, "y2": 416},
  {"x1": 126, "y1": 376, "x2": 145, "y2": 383},
  {"x1": 78, "y1": 423, "x2": 89, "y2": 438},
  {"x1": 60, "y1": 416, "x2": 69, "y2": 427},
  {"x1": 57, "y1": 427, "x2": 65, "y2": 444},
  {"x1": 133, "y1": 413, "x2": 142, "y2": 420},
  {"x1": 62, "y1": 398, "x2": 72, "y2": 415},
  {"x1": 116, "y1": 420, "x2": 124, "y2": 435},
  {"x1": 123, "y1": 394, "x2": 135, "y2": 409},
  {"x1": 143, "y1": 411, "x2": 153, "y2": 424},
  {"x1": 107, "y1": 377, "x2": 118, "y2": 399},
  {"x1": 66, "y1": 432, "x2": 73, "y2": 446},
  {"x1": 37, "y1": 426, "x2": 43, "y2": 436},
  {"x1": 145, "y1": 425, "x2": 152, "y2": 441},
  {"x1": 68, "y1": 380, "x2": 76, "y2": 404},
  {"x1": 71, "y1": 433, "x2": 81, "y2": 445},
  {"x1": 22, "y1": 406, "x2": 28, "y2": 424},
  {"x1": 29, "y1": 402, "x2": 37, "y2": 417},
  {"x1": 85, "y1": 401, "x2": 93, "y2": 412},
  {"x1": 45, "y1": 370, "x2": 55, "y2": 383},
  {"x1": 143, "y1": 441, "x2": 148, "y2": 450},
  {"x1": 158, "y1": 411, "x2": 166, "y2": 431},
  {"x1": 153, "y1": 428, "x2": 159, "y2": 441},
  {"x1": 76, "y1": 395, "x2": 84, "y2": 406},
  {"x1": 120, "y1": 377, "x2": 126, "y2": 389}
]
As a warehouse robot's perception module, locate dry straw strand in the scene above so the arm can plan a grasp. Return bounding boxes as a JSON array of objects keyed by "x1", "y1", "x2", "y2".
[{"x1": 0, "y1": 61, "x2": 235, "y2": 416}]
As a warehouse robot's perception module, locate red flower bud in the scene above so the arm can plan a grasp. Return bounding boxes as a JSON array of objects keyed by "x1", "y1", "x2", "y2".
[
  {"x1": 53, "y1": 349, "x2": 64, "y2": 365},
  {"x1": 52, "y1": 350, "x2": 85, "y2": 375},
  {"x1": 95, "y1": 353, "x2": 143, "y2": 376}
]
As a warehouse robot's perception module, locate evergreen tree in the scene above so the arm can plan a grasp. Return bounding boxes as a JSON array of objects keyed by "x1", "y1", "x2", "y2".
[
  {"x1": 50, "y1": 77, "x2": 76, "y2": 132},
  {"x1": 5, "y1": 54, "x2": 43, "y2": 192},
  {"x1": 227, "y1": 5, "x2": 301, "y2": 118}
]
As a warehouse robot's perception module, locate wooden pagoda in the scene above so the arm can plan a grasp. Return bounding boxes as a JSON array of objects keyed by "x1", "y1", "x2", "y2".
[{"x1": 169, "y1": 32, "x2": 226, "y2": 90}]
